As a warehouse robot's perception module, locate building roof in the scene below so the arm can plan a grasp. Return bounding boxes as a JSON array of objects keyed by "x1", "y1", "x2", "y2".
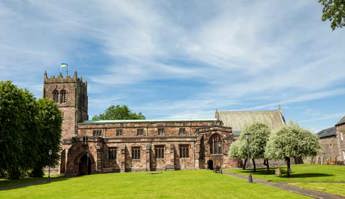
[
  {"x1": 216, "y1": 110, "x2": 286, "y2": 136},
  {"x1": 336, "y1": 116, "x2": 345, "y2": 126},
  {"x1": 80, "y1": 118, "x2": 217, "y2": 125},
  {"x1": 317, "y1": 127, "x2": 336, "y2": 138}
]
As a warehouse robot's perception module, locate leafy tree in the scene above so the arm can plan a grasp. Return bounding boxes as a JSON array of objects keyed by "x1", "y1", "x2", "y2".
[
  {"x1": 319, "y1": 0, "x2": 345, "y2": 30},
  {"x1": 229, "y1": 140, "x2": 241, "y2": 159},
  {"x1": 229, "y1": 123, "x2": 271, "y2": 172},
  {"x1": 0, "y1": 81, "x2": 62, "y2": 179},
  {"x1": 31, "y1": 99, "x2": 62, "y2": 177},
  {"x1": 0, "y1": 81, "x2": 36, "y2": 179},
  {"x1": 20, "y1": 89, "x2": 41, "y2": 177},
  {"x1": 265, "y1": 123, "x2": 320, "y2": 177},
  {"x1": 92, "y1": 105, "x2": 145, "y2": 120},
  {"x1": 229, "y1": 140, "x2": 248, "y2": 170}
]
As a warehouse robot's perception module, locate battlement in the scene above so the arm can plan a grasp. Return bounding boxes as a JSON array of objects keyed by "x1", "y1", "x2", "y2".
[{"x1": 44, "y1": 71, "x2": 87, "y2": 86}]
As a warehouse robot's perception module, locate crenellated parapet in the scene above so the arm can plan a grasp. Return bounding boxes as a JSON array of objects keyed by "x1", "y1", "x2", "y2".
[{"x1": 44, "y1": 71, "x2": 87, "y2": 86}]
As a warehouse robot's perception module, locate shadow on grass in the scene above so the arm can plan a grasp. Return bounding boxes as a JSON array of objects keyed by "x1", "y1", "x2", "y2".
[
  {"x1": 232, "y1": 167, "x2": 334, "y2": 179},
  {"x1": 0, "y1": 176, "x2": 68, "y2": 191}
]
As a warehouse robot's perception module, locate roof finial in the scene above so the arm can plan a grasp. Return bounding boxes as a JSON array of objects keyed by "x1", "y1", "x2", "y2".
[{"x1": 278, "y1": 104, "x2": 282, "y2": 112}]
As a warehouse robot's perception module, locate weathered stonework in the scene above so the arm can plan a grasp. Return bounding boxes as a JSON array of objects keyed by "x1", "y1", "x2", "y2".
[
  {"x1": 336, "y1": 122, "x2": 345, "y2": 164},
  {"x1": 43, "y1": 72, "x2": 235, "y2": 176}
]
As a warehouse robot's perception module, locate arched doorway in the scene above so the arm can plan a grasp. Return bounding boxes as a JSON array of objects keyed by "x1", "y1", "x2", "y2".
[
  {"x1": 79, "y1": 153, "x2": 92, "y2": 175},
  {"x1": 207, "y1": 160, "x2": 214, "y2": 170}
]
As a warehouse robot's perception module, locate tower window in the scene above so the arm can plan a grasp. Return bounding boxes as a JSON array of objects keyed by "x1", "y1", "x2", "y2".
[
  {"x1": 60, "y1": 89, "x2": 67, "y2": 103},
  {"x1": 52, "y1": 90, "x2": 59, "y2": 103},
  {"x1": 82, "y1": 136, "x2": 88, "y2": 144}
]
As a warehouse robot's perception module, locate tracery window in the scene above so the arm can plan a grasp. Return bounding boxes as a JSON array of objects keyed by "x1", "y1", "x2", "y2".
[
  {"x1": 53, "y1": 90, "x2": 59, "y2": 103},
  {"x1": 60, "y1": 89, "x2": 67, "y2": 103},
  {"x1": 210, "y1": 134, "x2": 222, "y2": 154}
]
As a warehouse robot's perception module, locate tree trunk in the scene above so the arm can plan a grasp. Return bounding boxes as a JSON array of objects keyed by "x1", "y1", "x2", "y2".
[
  {"x1": 242, "y1": 158, "x2": 248, "y2": 170},
  {"x1": 263, "y1": 159, "x2": 270, "y2": 172},
  {"x1": 31, "y1": 166, "x2": 44, "y2": 177},
  {"x1": 8, "y1": 167, "x2": 21, "y2": 180},
  {"x1": 294, "y1": 156, "x2": 303, "y2": 164},
  {"x1": 252, "y1": 158, "x2": 256, "y2": 172},
  {"x1": 285, "y1": 157, "x2": 291, "y2": 177}
]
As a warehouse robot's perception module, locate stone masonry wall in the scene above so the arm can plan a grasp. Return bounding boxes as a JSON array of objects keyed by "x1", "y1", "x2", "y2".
[
  {"x1": 61, "y1": 120, "x2": 233, "y2": 175},
  {"x1": 336, "y1": 123, "x2": 345, "y2": 164}
]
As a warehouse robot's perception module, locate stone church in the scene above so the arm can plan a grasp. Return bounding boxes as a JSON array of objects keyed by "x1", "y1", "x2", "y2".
[{"x1": 43, "y1": 71, "x2": 285, "y2": 176}]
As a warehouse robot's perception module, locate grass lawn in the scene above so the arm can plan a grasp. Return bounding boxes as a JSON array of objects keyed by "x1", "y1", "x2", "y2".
[
  {"x1": 0, "y1": 170, "x2": 309, "y2": 199},
  {"x1": 290, "y1": 183, "x2": 345, "y2": 197},
  {"x1": 227, "y1": 164, "x2": 345, "y2": 182},
  {"x1": 227, "y1": 164, "x2": 345, "y2": 197}
]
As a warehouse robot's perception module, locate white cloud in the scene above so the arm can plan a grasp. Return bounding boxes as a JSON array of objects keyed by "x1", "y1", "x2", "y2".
[{"x1": 0, "y1": 0, "x2": 344, "y2": 131}]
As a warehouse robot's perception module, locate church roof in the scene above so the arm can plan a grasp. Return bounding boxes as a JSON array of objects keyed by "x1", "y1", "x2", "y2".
[
  {"x1": 317, "y1": 127, "x2": 336, "y2": 138},
  {"x1": 81, "y1": 118, "x2": 217, "y2": 125},
  {"x1": 216, "y1": 110, "x2": 286, "y2": 136},
  {"x1": 336, "y1": 116, "x2": 345, "y2": 126}
]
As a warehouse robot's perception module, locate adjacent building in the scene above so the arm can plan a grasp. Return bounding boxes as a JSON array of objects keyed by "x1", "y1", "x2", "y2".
[
  {"x1": 314, "y1": 116, "x2": 345, "y2": 165},
  {"x1": 336, "y1": 116, "x2": 345, "y2": 164},
  {"x1": 315, "y1": 127, "x2": 338, "y2": 164}
]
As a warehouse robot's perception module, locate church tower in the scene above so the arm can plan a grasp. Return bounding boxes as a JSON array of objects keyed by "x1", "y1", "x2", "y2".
[{"x1": 43, "y1": 71, "x2": 88, "y2": 140}]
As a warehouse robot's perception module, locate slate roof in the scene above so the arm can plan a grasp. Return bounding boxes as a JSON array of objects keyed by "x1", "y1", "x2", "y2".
[
  {"x1": 317, "y1": 127, "x2": 336, "y2": 139},
  {"x1": 336, "y1": 116, "x2": 345, "y2": 126},
  {"x1": 216, "y1": 110, "x2": 286, "y2": 136}
]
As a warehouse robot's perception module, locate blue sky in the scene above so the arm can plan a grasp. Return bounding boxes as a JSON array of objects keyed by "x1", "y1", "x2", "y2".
[{"x1": 0, "y1": 0, "x2": 344, "y2": 132}]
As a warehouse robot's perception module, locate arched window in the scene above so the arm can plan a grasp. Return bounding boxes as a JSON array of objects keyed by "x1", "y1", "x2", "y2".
[
  {"x1": 52, "y1": 90, "x2": 59, "y2": 103},
  {"x1": 210, "y1": 134, "x2": 222, "y2": 154},
  {"x1": 60, "y1": 89, "x2": 67, "y2": 103}
]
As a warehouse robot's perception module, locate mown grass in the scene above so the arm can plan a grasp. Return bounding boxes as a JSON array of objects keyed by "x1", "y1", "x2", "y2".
[
  {"x1": 227, "y1": 164, "x2": 345, "y2": 182},
  {"x1": 290, "y1": 183, "x2": 345, "y2": 197},
  {"x1": 227, "y1": 164, "x2": 345, "y2": 197},
  {"x1": 0, "y1": 170, "x2": 309, "y2": 199}
]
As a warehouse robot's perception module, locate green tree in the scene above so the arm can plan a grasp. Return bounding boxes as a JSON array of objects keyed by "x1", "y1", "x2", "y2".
[
  {"x1": 319, "y1": 0, "x2": 345, "y2": 30},
  {"x1": 31, "y1": 99, "x2": 62, "y2": 177},
  {"x1": 92, "y1": 105, "x2": 145, "y2": 120},
  {"x1": 229, "y1": 123, "x2": 271, "y2": 172},
  {"x1": 0, "y1": 81, "x2": 37, "y2": 179},
  {"x1": 0, "y1": 81, "x2": 62, "y2": 179},
  {"x1": 265, "y1": 123, "x2": 320, "y2": 177}
]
